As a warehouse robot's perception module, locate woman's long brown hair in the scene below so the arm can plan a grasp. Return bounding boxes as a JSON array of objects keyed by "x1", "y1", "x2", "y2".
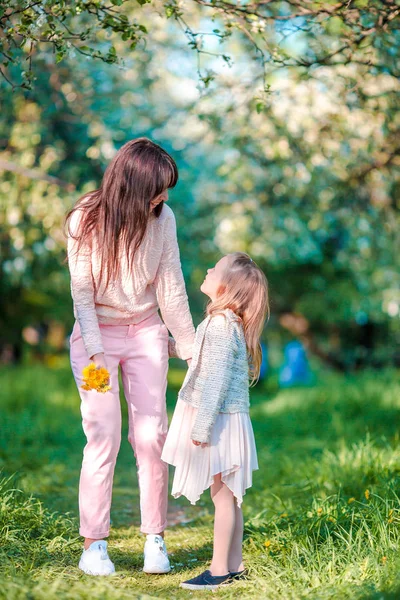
[
  {"x1": 66, "y1": 138, "x2": 178, "y2": 285},
  {"x1": 207, "y1": 253, "x2": 270, "y2": 385}
]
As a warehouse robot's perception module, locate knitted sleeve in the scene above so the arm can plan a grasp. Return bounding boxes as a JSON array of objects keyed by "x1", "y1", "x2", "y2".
[
  {"x1": 190, "y1": 315, "x2": 239, "y2": 444},
  {"x1": 67, "y1": 210, "x2": 104, "y2": 359},
  {"x1": 154, "y1": 208, "x2": 195, "y2": 360}
]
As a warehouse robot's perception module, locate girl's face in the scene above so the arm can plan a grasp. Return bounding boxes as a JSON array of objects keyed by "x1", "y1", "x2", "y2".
[
  {"x1": 200, "y1": 256, "x2": 229, "y2": 301},
  {"x1": 150, "y1": 189, "x2": 169, "y2": 211}
]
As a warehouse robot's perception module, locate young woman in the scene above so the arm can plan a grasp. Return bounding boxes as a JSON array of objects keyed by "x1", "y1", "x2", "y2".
[
  {"x1": 162, "y1": 252, "x2": 269, "y2": 590},
  {"x1": 66, "y1": 138, "x2": 195, "y2": 576}
]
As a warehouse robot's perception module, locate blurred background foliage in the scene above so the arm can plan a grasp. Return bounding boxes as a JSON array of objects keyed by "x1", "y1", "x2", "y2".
[{"x1": 0, "y1": 0, "x2": 399, "y2": 369}]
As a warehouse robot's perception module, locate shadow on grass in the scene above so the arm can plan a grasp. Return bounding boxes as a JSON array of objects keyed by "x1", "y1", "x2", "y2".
[
  {"x1": 110, "y1": 541, "x2": 213, "y2": 574},
  {"x1": 357, "y1": 583, "x2": 400, "y2": 600},
  {"x1": 1, "y1": 363, "x2": 400, "y2": 598}
]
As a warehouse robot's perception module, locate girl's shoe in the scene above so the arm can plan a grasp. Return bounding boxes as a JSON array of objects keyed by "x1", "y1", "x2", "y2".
[
  {"x1": 230, "y1": 568, "x2": 247, "y2": 580},
  {"x1": 78, "y1": 540, "x2": 116, "y2": 576},
  {"x1": 180, "y1": 570, "x2": 231, "y2": 590},
  {"x1": 143, "y1": 534, "x2": 171, "y2": 574}
]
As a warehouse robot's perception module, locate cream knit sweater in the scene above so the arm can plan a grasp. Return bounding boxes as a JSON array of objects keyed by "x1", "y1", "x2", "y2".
[
  {"x1": 170, "y1": 309, "x2": 250, "y2": 443},
  {"x1": 68, "y1": 203, "x2": 195, "y2": 360}
]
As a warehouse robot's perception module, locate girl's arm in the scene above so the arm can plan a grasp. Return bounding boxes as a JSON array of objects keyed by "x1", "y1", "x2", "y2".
[
  {"x1": 190, "y1": 315, "x2": 239, "y2": 444},
  {"x1": 67, "y1": 210, "x2": 104, "y2": 360},
  {"x1": 154, "y1": 208, "x2": 195, "y2": 360}
]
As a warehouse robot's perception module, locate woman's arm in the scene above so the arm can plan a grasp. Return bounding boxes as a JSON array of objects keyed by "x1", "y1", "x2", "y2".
[
  {"x1": 67, "y1": 210, "x2": 104, "y2": 360},
  {"x1": 190, "y1": 316, "x2": 239, "y2": 444},
  {"x1": 168, "y1": 336, "x2": 178, "y2": 358},
  {"x1": 154, "y1": 208, "x2": 195, "y2": 360}
]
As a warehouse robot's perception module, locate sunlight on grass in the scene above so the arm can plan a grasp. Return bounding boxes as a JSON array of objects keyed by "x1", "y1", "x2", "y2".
[
  {"x1": 167, "y1": 366, "x2": 186, "y2": 390},
  {"x1": 1, "y1": 364, "x2": 400, "y2": 599}
]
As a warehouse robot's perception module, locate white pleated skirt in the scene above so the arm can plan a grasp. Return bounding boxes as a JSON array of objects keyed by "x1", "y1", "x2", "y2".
[{"x1": 161, "y1": 399, "x2": 258, "y2": 507}]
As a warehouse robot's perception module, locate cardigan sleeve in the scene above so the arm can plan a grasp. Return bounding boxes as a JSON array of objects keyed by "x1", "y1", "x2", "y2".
[
  {"x1": 154, "y1": 208, "x2": 195, "y2": 360},
  {"x1": 67, "y1": 210, "x2": 104, "y2": 359},
  {"x1": 190, "y1": 315, "x2": 240, "y2": 443}
]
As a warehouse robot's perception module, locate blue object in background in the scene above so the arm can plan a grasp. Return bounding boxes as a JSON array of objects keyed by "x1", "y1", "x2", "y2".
[
  {"x1": 259, "y1": 342, "x2": 269, "y2": 380},
  {"x1": 279, "y1": 341, "x2": 312, "y2": 387}
]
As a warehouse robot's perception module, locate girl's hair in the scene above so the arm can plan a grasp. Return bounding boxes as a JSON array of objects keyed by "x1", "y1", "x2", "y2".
[
  {"x1": 66, "y1": 137, "x2": 178, "y2": 285},
  {"x1": 207, "y1": 252, "x2": 269, "y2": 385}
]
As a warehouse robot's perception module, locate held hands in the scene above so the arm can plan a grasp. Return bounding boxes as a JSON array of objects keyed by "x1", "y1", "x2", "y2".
[{"x1": 192, "y1": 440, "x2": 209, "y2": 448}]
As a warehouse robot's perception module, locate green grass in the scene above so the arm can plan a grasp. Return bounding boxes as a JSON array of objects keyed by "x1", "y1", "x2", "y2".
[{"x1": 1, "y1": 360, "x2": 400, "y2": 599}]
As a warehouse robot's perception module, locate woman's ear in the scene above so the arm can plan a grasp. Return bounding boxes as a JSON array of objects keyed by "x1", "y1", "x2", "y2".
[{"x1": 154, "y1": 201, "x2": 164, "y2": 217}]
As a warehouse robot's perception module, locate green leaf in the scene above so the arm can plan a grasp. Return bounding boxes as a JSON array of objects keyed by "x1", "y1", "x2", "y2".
[{"x1": 165, "y1": 6, "x2": 175, "y2": 18}]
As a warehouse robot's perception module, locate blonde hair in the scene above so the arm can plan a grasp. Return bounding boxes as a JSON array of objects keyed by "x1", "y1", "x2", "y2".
[{"x1": 207, "y1": 252, "x2": 270, "y2": 385}]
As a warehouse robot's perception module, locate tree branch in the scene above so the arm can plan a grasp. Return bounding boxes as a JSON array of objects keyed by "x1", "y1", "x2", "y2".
[{"x1": 0, "y1": 159, "x2": 75, "y2": 191}]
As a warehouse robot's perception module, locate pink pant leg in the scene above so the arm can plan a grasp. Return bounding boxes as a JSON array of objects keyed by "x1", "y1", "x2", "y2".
[
  {"x1": 70, "y1": 323, "x2": 122, "y2": 539},
  {"x1": 120, "y1": 316, "x2": 169, "y2": 534}
]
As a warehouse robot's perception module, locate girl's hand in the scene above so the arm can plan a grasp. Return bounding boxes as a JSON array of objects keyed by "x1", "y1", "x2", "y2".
[
  {"x1": 91, "y1": 353, "x2": 108, "y2": 370},
  {"x1": 186, "y1": 358, "x2": 192, "y2": 367},
  {"x1": 192, "y1": 440, "x2": 209, "y2": 448}
]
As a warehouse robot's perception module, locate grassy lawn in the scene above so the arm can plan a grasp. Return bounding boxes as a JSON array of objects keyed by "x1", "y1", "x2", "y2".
[{"x1": 1, "y1": 359, "x2": 400, "y2": 599}]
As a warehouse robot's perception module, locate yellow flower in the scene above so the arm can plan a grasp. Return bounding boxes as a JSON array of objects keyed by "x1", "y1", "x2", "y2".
[
  {"x1": 264, "y1": 540, "x2": 271, "y2": 548},
  {"x1": 348, "y1": 497, "x2": 355, "y2": 504},
  {"x1": 365, "y1": 489, "x2": 370, "y2": 500},
  {"x1": 82, "y1": 364, "x2": 93, "y2": 379},
  {"x1": 94, "y1": 370, "x2": 105, "y2": 385},
  {"x1": 382, "y1": 556, "x2": 387, "y2": 563},
  {"x1": 280, "y1": 513, "x2": 288, "y2": 518},
  {"x1": 328, "y1": 517, "x2": 336, "y2": 523},
  {"x1": 81, "y1": 363, "x2": 111, "y2": 393},
  {"x1": 388, "y1": 518, "x2": 393, "y2": 524},
  {"x1": 317, "y1": 507, "x2": 323, "y2": 515}
]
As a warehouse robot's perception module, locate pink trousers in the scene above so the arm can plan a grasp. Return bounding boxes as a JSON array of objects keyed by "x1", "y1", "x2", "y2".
[{"x1": 70, "y1": 313, "x2": 169, "y2": 538}]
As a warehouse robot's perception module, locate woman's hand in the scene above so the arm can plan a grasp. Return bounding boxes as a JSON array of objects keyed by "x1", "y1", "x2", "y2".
[
  {"x1": 192, "y1": 440, "x2": 209, "y2": 448},
  {"x1": 91, "y1": 353, "x2": 108, "y2": 370}
]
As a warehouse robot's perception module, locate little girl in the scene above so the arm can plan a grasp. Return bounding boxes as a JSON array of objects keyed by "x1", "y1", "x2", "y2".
[{"x1": 162, "y1": 252, "x2": 269, "y2": 590}]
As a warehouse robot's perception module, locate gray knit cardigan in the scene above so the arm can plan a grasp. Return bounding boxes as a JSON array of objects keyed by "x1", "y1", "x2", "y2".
[{"x1": 169, "y1": 309, "x2": 250, "y2": 444}]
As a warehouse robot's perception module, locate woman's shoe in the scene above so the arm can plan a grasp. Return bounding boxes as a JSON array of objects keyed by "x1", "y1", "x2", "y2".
[
  {"x1": 180, "y1": 570, "x2": 231, "y2": 590},
  {"x1": 143, "y1": 534, "x2": 171, "y2": 574},
  {"x1": 78, "y1": 540, "x2": 115, "y2": 576}
]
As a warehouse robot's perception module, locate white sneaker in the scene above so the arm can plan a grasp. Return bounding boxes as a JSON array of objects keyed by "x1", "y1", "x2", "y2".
[
  {"x1": 143, "y1": 534, "x2": 171, "y2": 574},
  {"x1": 78, "y1": 540, "x2": 116, "y2": 576}
]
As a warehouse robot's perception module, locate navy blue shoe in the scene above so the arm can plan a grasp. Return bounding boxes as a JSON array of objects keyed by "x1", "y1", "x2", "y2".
[
  {"x1": 180, "y1": 569, "x2": 232, "y2": 590},
  {"x1": 229, "y1": 569, "x2": 247, "y2": 580}
]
